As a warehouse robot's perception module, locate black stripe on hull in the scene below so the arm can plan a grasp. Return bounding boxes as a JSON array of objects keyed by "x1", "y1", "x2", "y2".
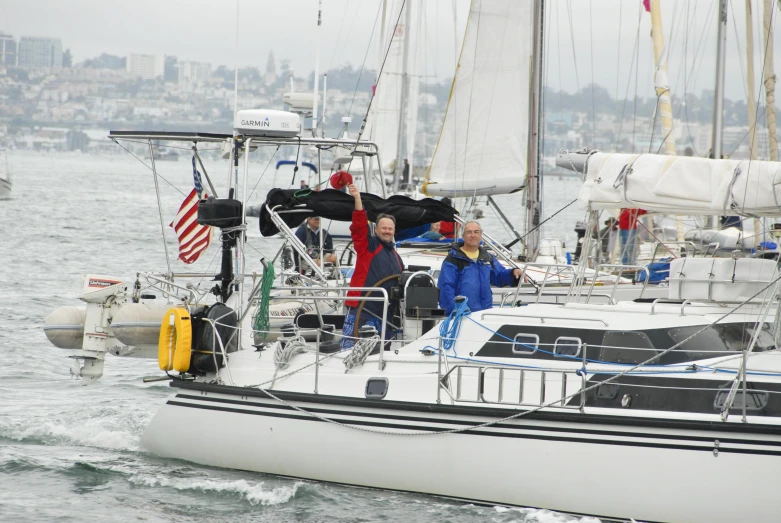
[
  {"x1": 170, "y1": 379, "x2": 781, "y2": 436},
  {"x1": 165, "y1": 382, "x2": 781, "y2": 456}
]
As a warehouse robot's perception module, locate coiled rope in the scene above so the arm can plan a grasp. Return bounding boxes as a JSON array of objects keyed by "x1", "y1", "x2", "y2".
[
  {"x1": 343, "y1": 334, "x2": 380, "y2": 372},
  {"x1": 274, "y1": 335, "x2": 309, "y2": 370},
  {"x1": 252, "y1": 261, "x2": 275, "y2": 340},
  {"x1": 439, "y1": 297, "x2": 470, "y2": 353}
]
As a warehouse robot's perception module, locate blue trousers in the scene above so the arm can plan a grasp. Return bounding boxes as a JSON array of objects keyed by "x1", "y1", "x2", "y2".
[
  {"x1": 620, "y1": 229, "x2": 637, "y2": 265},
  {"x1": 341, "y1": 306, "x2": 395, "y2": 349}
]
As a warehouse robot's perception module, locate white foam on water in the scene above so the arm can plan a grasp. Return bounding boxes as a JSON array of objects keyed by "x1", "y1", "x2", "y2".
[
  {"x1": 491, "y1": 506, "x2": 602, "y2": 523},
  {"x1": 0, "y1": 405, "x2": 147, "y2": 451},
  {"x1": 128, "y1": 475, "x2": 304, "y2": 506}
]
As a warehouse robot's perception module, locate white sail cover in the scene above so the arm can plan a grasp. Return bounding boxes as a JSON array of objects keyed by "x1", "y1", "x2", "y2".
[
  {"x1": 579, "y1": 152, "x2": 781, "y2": 216},
  {"x1": 423, "y1": 0, "x2": 534, "y2": 197}
]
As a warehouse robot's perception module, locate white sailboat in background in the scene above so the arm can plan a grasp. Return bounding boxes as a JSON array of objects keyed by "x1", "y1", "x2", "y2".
[
  {"x1": 0, "y1": 153, "x2": 12, "y2": 200},
  {"x1": 421, "y1": 1, "x2": 545, "y2": 259}
]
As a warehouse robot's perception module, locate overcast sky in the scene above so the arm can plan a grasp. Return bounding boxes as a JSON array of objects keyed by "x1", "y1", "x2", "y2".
[{"x1": 3, "y1": 0, "x2": 781, "y2": 102}]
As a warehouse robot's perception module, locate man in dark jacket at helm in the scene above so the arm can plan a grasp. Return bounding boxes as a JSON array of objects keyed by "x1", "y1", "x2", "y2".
[
  {"x1": 341, "y1": 183, "x2": 404, "y2": 349},
  {"x1": 438, "y1": 221, "x2": 522, "y2": 314}
]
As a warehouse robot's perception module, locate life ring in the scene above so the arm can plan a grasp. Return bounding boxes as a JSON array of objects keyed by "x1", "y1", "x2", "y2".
[{"x1": 158, "y1": 307, "x2": 192, "y2": 372}]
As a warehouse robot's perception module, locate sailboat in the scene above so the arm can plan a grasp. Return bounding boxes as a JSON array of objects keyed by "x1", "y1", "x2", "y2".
[
  {"x1": 42, "y1": 1, "x2": 781, "y2": 521},
  {"x1": 0, "y1": 152, "x2": 11, "y2": 200}
]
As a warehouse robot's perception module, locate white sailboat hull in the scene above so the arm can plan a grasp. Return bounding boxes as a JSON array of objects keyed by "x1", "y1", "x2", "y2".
[{"x1": 142, "y1": 383, "x2": 781, "y2": 523}]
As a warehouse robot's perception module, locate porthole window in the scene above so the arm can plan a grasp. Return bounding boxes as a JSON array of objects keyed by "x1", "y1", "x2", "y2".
[
  {"x1": 365, "y1": 378, "x2": 389, "y2": 399},
  {"x1": 554, "y1": 337, "x2": 582, "y2": 357},
  {"x1": 512, "y1": 333, "x2": 539, "y2": 355},
  {"x1": 714, "y1": 389, "x2": 769, "y2": 412}
]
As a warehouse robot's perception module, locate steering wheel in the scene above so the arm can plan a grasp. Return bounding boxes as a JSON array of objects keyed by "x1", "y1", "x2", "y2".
[{"x1": 340, "y1": 241, "x2": 356, "y2": 267}]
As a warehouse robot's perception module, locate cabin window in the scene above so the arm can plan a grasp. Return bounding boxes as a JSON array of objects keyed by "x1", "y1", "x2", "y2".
[
  {"x1": 714, "y1": 389, "x2": 769, "y2": 412},
  {"x1": 668, "y1": 322, "x2": 775, "y2": 361},
  {"x1": 554, "y1": 337, "x2": 581, "y2": 357},
  {"x1": 600, "y1": 331, "x2": 658, "y2": 364},
  {"x1": 365, "y1": 378, "x2": 389, "y2": 399},
  {"x1": 512, "y1": 333, "x2": 539, "y2": 355}
]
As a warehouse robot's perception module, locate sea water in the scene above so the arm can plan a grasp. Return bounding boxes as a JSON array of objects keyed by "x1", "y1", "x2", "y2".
[{"x1": 0, "y1": 151, "x2": 593, "y2": 522}]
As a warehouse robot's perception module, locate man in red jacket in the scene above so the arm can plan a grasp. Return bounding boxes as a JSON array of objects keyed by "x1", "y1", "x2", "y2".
[
  {"x1": 341, "y1": 183, "x2": 404, "y2": 349},
  {"x1": 618, "y1": 208, "x2": 647, "y2": 265}
]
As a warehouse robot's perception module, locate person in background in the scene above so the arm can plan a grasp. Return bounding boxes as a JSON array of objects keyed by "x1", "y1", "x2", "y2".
[
  {"x1": 573, "y1": 220, "x2": 598, "y2": 263},
  {"x1": 598, "y1": 217, "x2": 618, "y2": 262},
  {"x1": 300, "y1": 179, "x2": 309, "y2": 189},
  {"x1": 618, "y1": 208, "x2": 647, "y2": 265},
  {"x1": 342, "y1": 183, "x2": 404, "y2": 349},
  {"x1": 437, "y1": 221, "x2": 522, "y2": 314},
  {"x1": 293, "y1": 216, "x2": 336, "y2": 272},
  {"x1": 402, "y1": 158, "x2": 410, "y2": 186},
  {"x1": 421, "y1": 222, "x2": 444, "y2": 240},
  {"x1": 438, "y1": 197, "x2": 455, "y2": 239}
]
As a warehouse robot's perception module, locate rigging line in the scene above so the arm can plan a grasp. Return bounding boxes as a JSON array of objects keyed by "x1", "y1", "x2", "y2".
[
  {"x1": 740, "y1": 1, "x2": 777, "y2": 214},
  {"x1": 565, "y1": 0, "x2": 583, "y2": 120},
  {"x1": 729, "y1": 0, "x2": 749, "y2": 101},
  {"x1": 344, "y1": 0, "x2": 406, "y2": 174},
  {"x1": 631, "y1": 0, "x2": 641, "y2": 153},
  {"x1": 615, "y1": 2, "x2": 644, "y2": 151},
  {"x1": 682, "y1": 0, "x2": 701, "y2": 156},
  {"x1": 347, "y1": 0, "x2": 385, "y2": 116},
  {"x1": 514, "y1": 198, "x2": 579, "y2": 245},
  {"x1": 246, "y1": 145, "x2": 280, "y2": 203},
  {"x1": 458, "y1": 0, "x2": 485, "y2": 200},
  {"x1": 614, "y1": 0, "x2": 623, "y2": 152},
  {"x1": 690, "y1": 2, "x2": 719, "y2": 97},
  {"x1": 110, "y1": 138, "x2": 187, "y2": 197},
  {"x1": 589, "y1": 0, "x2": 596, "y2": 145},
  {"x1": 327, "y1": 0, "x2": 351, "y2": 70},
  {"x1": 556, "y1": 0, "x2": 563, "y2": 118}
]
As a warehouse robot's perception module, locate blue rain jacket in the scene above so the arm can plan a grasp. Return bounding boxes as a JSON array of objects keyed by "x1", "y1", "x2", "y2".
[{"x1": 438, "y1": 243, "x2": 517, "y2": 314}]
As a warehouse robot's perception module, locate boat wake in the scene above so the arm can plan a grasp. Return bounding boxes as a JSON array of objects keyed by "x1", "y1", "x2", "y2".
[{"x1": 127, "y1": 474, "x2": 304, "y2": 506}]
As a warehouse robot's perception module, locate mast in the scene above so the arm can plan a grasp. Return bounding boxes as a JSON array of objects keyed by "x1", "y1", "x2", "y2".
[
  {"x1": 747, "y1": 0, "x2": 759, "y2": 160},
  {"x1": 393, "y1": 2, "x2": 412, "y2": 193},
  {"x1": 764, "y1": 0, "x2": 778, "y2": 160},
  {"x1": 712, "y1": 0, "x2": 728, "y2": 161},
  {"x1": 649, "y1": 0, "x2": 676, "y2": 155},
  {"x1": 748, "y1": 1, "x2": 762, "y2": 243},
  {"x1": 524, "y1": 0, "x2": 544, "y2": 257}
]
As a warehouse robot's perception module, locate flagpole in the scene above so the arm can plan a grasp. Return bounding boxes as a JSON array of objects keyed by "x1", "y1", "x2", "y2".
[
  {"x1": 239, "y1": 138, "x2": 251, "y2": 345},
  {"x1": 148, "y1": 139, "x2": 172, "y2": 274}
]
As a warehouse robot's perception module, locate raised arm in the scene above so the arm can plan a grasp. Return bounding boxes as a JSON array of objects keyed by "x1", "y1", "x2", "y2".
[
  {"x1": 348, "y1": 183, "x2": 363, "y2": 210},
  {"x1": 348, "y1": 183, "x2": 370, "y2": 255}
]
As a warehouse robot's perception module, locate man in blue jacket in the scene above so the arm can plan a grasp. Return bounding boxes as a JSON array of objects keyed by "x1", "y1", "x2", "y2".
[{"x1": 438, "y1": 221, "x2": 522, "y2": 314}]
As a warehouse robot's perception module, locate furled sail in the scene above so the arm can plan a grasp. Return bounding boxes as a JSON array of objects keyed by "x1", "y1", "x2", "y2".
[
  {"x1": 258, "y1": 188, "x2": 457, "y2": 237},
  {"x1": 576, "y1": 152, "x2": 781, "y2": 216},
  {"x1": 422, "y1": 0, "x2": 534, "y2": 197}
]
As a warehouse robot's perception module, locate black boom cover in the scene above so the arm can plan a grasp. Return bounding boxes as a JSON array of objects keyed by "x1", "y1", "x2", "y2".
[{"x1": 258, "y1": 188, "x2": 458, "y2": 237}]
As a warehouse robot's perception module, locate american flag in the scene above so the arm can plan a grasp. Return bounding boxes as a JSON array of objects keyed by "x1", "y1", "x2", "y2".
[{"x1": 170, "y1": 157, "x2": 212, "y2": 264}]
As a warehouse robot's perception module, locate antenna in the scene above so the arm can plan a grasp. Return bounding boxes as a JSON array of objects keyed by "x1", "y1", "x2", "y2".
[
  {"x1": 312, "y1": 0, "x2": 322, "y2": 136},
  {"x1": 234, "y1": 0, "x2": 239, "y2": 119},
  {"x1": 322, "y1": 73, "x2": 328, "y2": 138}
]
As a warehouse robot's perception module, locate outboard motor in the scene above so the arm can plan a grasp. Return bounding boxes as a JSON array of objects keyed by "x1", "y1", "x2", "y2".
[{"x1": 197, "y1": 190, "x2": 244, "y2": 302}]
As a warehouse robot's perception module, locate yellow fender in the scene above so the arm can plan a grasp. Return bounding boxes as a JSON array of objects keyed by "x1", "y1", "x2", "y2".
[{"x1": 158, "y1": 307, "x2": 192, "y2": 372}]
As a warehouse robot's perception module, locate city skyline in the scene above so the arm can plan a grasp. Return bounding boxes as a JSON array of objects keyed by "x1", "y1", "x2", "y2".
[{"x1": 4, "y1": 0, "x2": 781, "y2": 101}]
